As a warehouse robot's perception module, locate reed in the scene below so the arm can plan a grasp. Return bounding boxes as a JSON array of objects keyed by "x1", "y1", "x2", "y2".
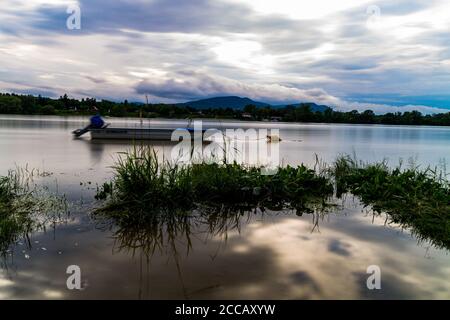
[
  {"x1": 0, "y1": 172, "x2": 33, "y2": 254},
  {"x1": 0, "y1": 170, "x2": 66, "y2": 255},
  {"x1": 334, "y1": 155, "x2": 450, "y2": 248}
]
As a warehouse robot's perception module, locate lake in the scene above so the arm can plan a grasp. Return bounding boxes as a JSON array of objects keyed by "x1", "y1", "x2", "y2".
[{"x1": 0, "y1": 115, "x2": 449, "y2": 299}]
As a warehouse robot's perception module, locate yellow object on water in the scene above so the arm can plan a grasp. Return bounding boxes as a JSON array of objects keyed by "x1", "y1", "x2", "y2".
[{"x1": 267, "y1": 134, "x2": 281, "y2": 143}]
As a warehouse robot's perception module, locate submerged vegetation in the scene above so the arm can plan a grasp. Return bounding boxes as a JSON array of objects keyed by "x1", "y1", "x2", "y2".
[
  {"x1": 0, "y1": 170, "x2": 66, "y2": 256},
  {"x1": 334, "y1": 156, "x2": 450, "y2": 249},
  {"x1": 95, "y1": 147, "x2": 450, "y2": 251}
]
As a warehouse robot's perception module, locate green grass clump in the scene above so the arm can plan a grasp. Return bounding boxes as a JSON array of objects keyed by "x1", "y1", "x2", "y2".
[
  {"x1": 0, "y1": 171, "x2": 66, "y2": 256},
  {"x1": 0, "y1": 173, "x2": 34, "y2": 254},
  {"x1": 96, "y1": 146, "x2": 334, "y2": 219},
  {"x1": 95, "y1": 148, "x2": 450, "y2": 251},
  {"x1": 334, "y1": 156, "x2": 450, "y2": 248}
]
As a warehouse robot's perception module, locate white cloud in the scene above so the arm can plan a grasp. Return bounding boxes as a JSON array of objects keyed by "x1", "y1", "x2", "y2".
[
  {"x1": 0, "y1": 0, "x2": 449, "y2": 114},
  {"x1": 335, "y1": 102, "x2": 450, "y2": 115},
  {"x1": 226, "y1": 0, "x2": 374, "y2": 20},
  {"x1": 136, "y1": 71, "x2": 449, "y2": 114},
  {"x1": 135, "y1": 70, "x2": 342, "y2": 105}
]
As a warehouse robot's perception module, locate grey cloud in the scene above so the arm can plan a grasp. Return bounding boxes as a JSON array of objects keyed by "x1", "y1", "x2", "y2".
[
  {"x1": 1, "y1": 0, "x2": 450, "y2": 114},
  {"x1": 328, "y1": 239, "x2": 352, "y2": 257},
  {"x1": 135, "y1": 71, "x2": 342, "y2": 105},
  {"x1": 375, "y1": 0, "x2": 439, "y2": 16},
  {"x1": 30, "y1": 0, "x2": 294, "y2": 35},
  {"x1": 85, "y1": 75, "x2": 106, "y2": 84},
  {"x1": 134, "y1": 70, "x2": 450, "y2": 114},
  {"x1": 289, "y1": 271, "x2": 321, "y2": 294}
]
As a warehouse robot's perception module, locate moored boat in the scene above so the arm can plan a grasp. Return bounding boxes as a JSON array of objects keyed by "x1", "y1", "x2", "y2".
[
  {"x1": 88, "y1": 127, "x2": 205, "y2": 140},
  {"x1": 72, "y1": 116, "x2": 206, "y2": 140}
]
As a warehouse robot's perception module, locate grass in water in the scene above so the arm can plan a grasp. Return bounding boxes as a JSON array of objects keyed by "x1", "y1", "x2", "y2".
[
  {"x1": 0, "y1": 170, "x2": 66, "y2": 256},
  {"x1": 96, "y1": 146, "x2": 334, "y2": 219},
  {"x1": 334, "y1": 155, "x2": 450, "y2": 249},
  {"x1": 96, "y1": 147, "x2": 450, "y2": 251},
  {"x1": 0, "y1": 173, "x2": 33, "y2": 254},
  {"x1": 94, "y1": 146, "x2": 334, "y2": 254}
]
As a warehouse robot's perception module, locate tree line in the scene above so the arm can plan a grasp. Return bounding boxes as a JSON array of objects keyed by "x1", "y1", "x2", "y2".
[{"x1": 1, "y1": 92, "x2": 449, "y2": 126}]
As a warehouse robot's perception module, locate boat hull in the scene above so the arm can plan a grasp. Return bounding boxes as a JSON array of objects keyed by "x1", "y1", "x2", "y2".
[{"x1": 89, "y1": 128, "x2": 205, "y2": 140}]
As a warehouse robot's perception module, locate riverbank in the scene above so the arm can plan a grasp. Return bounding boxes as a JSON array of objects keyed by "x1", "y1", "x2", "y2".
[{"x1": 1, "y1": 91, "x2": 450, "y2": 126}]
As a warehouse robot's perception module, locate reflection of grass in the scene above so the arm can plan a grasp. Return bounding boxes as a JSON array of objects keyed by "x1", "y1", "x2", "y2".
[
  {"x1": 334, "y1": 156, "x2": 450, "y2": 249},
  {"x1": 94, "y1": 146, "x2": 334, "y2": 255},
  {"x1": 95, "y1": 147, "x2": 450, "y2": 252},
  {"x1": 0, "y1": 170, "x2": 66, "y2": 256}
]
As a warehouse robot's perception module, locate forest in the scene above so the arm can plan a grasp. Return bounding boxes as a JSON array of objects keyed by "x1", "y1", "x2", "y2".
[{"x1": 1, "y1": 92, "x2": 450, "y2": 126}]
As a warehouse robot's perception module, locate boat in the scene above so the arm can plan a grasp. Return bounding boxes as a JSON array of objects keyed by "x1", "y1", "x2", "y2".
[
  {"x1": 87, "y1": 127, "x2": 206, "y2": 140},
  {"x1": 72, "y1": 115, "x2": 207, "y2": 141}
]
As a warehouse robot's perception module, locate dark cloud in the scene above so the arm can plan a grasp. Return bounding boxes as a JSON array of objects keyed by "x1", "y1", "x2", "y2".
[
  {"x1": 328, "y1": 239, "x2": 352, "y2": 257},
  {"x1": 289, "y1": 271, "x2": 321, "y2": 294},
  {"x1": 30, "y1": 0, "x2": 297, "y2": 35},
  {"x1": 1, "y1": 1, "x2": 450, "y2": 113},
  {"x1": 135, "y1": 70, "x2": 342, "y2": 105},
  {"x1": 85, "y1": 75, "x2": 106, "y2": 84},
  {"x1": 352, "y1": 272, "x2": 432, "y2": 300}
]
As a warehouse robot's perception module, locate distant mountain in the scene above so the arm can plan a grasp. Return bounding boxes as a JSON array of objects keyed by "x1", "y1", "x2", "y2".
[
  {"x1": 274, "y1": 102, "x2": 331, "y2": 113},
  {"x1": 178, "y1": 96, "x2": 269, "y2": 110},
  {"x1": 177, "y1": 96, "x2": 332, "y2": 113}
]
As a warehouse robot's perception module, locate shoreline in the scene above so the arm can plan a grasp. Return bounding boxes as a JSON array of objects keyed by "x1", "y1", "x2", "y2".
[{"x1": 1, "y1": 113, "x2": 450, "y2": 129}]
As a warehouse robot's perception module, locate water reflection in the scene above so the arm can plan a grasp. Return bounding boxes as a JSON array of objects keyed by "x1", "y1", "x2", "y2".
[
  {"x1": 96, "y1": 205, "x2": 336, "y2": 300},
  {"x1": 94, "y1": 205, "x2": 329, "y2": 259},
  {"x1": 1, "y1": 199, "x2": 450, "y2": 299},
  {"x1": 1, "y1": 116, "x2": 450, "y2": 299},
  {"x1": 85, "y1": 197, "x2": 450, "y2": 299}
]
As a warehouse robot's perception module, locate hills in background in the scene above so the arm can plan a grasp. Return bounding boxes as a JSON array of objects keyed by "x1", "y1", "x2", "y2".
[
  {"x1": 273, "y1": 102, "x2": 331, "y2": 113},
  {"x1": 178, "y1": 96, "x2": 269, "y2": 109},
  {"x1": 1, "y1": 92, "x2": 449, "y2": 125},
  {"x1": 178, "y1": 96, "x2": 331, "y2": 112}
]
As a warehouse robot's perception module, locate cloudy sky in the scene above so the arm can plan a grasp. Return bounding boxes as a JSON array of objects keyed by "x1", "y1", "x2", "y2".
[{"x1": 1, "y1": 0, "x2": 450, "y2": 113}]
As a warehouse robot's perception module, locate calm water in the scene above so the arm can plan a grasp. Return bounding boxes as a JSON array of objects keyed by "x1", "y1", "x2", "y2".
[{"x1": 0, "y1": 115, "x2": 449, "y2": 299}]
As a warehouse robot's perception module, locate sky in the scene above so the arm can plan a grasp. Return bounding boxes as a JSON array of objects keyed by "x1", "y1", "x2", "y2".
[{"x1": 1, "y1": 0, "x2": 450, "y2": 114}]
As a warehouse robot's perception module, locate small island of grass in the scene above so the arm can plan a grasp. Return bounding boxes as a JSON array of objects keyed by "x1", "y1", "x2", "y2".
[{"x1": 95, "y1": 147, "x2": 450, "y2": 250}]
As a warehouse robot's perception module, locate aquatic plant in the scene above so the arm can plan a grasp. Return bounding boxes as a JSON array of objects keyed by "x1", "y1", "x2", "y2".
[
  {"x1": 0, "y1": 170, "x2": 67, "y2": 256},
  {"x1": 95, "y1": 147, "x2": 450, "y2": 251},
  {"x1": 95, "y1": 146, "x2": 334, "y2": 217},
  {"x1": 334, "y1": 156, "x2": 450, "y2": 249},
  {"x1": 93, "y1": 146, "x2": 335, "y2": 259},
  {"x1": 0, "y1": 173, "x2": 32, "y2": 254}
]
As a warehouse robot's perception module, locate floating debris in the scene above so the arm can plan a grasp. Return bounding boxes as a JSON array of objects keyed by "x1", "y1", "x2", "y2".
[{"x1": 267, "y1": 134, "x2": 281, "y2": 143}]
